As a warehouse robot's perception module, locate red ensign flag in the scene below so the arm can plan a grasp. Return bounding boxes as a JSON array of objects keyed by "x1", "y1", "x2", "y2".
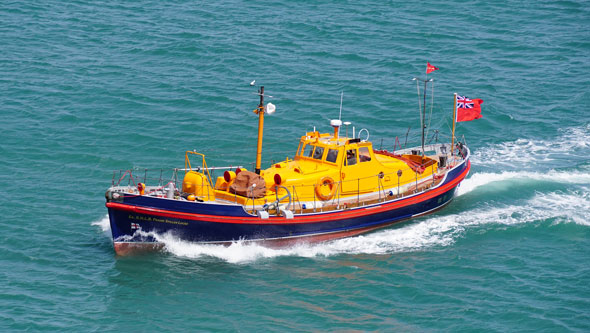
[
  {"x1": 456, "y1": 95, "x2": 483, "y2": 122},
  {"x1": 426, "y1": 62, "x2": 439, "y2": 74}
]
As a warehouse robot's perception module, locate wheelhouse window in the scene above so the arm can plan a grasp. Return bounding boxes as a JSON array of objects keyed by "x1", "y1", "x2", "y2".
[
  {"x1": 296, "y1": 142, "x2": 303, "y2": 156},
  {"x1": 346, "y1": 149, "x2": 357, "y2": 166},
  {"x1": 303, "y1": 144, "x2": 314, "y2": 157},
  {"x1": 313, "y1": 146, "x2": 324, "y2": 160},
  {"x1": 359, "y1": 147, "x2": 371, "y2": 162},
  {"x1": 326, "y1": 149, "x2": 339, "y2": 163}
]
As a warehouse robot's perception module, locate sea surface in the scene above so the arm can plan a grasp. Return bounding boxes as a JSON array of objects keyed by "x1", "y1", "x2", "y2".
[{"x1": 1, "y1": 0, "x2": 589, "y2": 331}]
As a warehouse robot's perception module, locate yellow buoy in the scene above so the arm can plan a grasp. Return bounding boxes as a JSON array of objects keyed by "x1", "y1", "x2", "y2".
[{"x1": 182, "y1": 171, "x2": 213, "y2": 201}]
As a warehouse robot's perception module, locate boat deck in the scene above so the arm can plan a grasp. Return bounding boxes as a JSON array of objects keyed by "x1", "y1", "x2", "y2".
[{"x1": 107, "y1": 143, "x2": 467, "y2": 218}]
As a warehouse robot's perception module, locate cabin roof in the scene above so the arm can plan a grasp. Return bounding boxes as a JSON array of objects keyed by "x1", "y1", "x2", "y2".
[
  {"x1": 299, "y1": 132, "x2": 372, "y2": 148},
  {"x1": 293, "y1": 131, "x2": 374, "y2": 168}
]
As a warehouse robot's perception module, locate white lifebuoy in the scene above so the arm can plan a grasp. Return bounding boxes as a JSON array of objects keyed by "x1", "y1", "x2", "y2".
[{"x1": 358, "y1": 128, "x2": 370, "y2": 142}]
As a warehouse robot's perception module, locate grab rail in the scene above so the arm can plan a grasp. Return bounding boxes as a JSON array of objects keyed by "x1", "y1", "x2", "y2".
[
  {"x1": 185, "y1": 151, "x2": 213, "y2": 188},
  {"x1": 109, "y1": 143, "x2": 468, "y2": 212}
]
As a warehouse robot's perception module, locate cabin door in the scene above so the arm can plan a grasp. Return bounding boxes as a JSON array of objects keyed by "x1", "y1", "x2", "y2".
[{"x1": 340, "y1": 147, "x2": 379, "y2": 195}]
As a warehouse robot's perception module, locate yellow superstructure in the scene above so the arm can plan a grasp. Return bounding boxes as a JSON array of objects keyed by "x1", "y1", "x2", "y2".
[
  {"x1": 182, "y1": 129, "x2": 440, "y2": 209},
  {"x1": 179, "y1": 86, "x2": 444, "y2": 210}
]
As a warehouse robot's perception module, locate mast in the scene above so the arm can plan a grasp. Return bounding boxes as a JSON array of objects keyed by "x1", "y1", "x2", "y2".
[
  {"x1": 414, "y1": 78, "x2": 433, "y2": 156},
  {"x1": 422, "y1": 79, "x2": 427, "y2": 156},
  {"x1": 254, "y1": 86, "x2": 265, "y2": 174}
]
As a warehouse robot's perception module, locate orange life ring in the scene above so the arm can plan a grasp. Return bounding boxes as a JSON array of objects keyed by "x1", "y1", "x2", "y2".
[{"x1": 315, "y1": 176, "x2": 337, "y2": 201}]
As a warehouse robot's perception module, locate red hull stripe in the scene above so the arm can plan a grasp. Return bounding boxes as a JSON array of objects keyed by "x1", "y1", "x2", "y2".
[{"x1": 107, "y1": 161, "x2": 470, "y2": 225}]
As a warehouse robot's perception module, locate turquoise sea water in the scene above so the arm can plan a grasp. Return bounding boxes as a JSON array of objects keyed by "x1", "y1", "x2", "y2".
[{"x1": 1, "y1": 0, "x2": 589, "y2": 331}]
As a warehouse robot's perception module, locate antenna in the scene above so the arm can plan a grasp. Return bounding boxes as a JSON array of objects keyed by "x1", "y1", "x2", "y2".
[
  {"x1": 339, "y1": 91, "x2": 344, "y2": 121},
  {"x1": 343, "y1": 121, "x2": 351, "y2": 139},
  {"x1": 331, "y1": 91, "x2": 345, "y2": 140}
]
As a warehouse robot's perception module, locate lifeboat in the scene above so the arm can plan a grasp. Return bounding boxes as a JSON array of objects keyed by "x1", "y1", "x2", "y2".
[{"x1": 105, "y1": 84, "x2": 471, "y2": 255}]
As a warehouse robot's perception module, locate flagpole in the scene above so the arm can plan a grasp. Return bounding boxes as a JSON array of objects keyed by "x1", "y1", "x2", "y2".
[
  {"x1": 451, "y1": 93, "x2": 457, "y2": 155},
  {"x1": 422, "y1": 78, "x2": 427, "y2": 157}
]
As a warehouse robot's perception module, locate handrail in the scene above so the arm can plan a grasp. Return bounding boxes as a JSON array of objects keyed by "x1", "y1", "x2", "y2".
[
  {"x1": 108, "y1": 143, "x2": 466, "y2": 210},
  {"x1": 109, "y1": 170, "x2": 447, "y2": 212},
  {"x1": 110, "y1": 165, "x2": 440, "y2": 197},
  {"x1": 185, "y1": 151, "x2": 213, "y2": 188},
  {"x1": 291, "y1": 185, "x2": 303, "y2": 214}
]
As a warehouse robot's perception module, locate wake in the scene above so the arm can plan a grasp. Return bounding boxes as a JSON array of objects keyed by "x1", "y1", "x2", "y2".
[
  {"x1": 470, "y1": 124, "x2": 590, "y2": 169},
  {"x1": 158, "y1": 190, "x2": 590, "y2": 263},
  {"x1": 91, "y1": 189, "x2": 589, "y2": 263},
  {"x1": 457, "y1": 170, "x2": 590, "y2": 196}
]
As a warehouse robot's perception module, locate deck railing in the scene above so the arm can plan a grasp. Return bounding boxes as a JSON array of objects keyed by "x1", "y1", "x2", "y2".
[{"x1": 109, "y1": 142, "x2": 467, "y2": 215}]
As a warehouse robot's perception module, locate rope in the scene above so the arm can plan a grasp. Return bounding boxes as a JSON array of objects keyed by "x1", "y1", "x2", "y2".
[{"x1": 425, "y1": 80, "x2": 435, "y2": 141}]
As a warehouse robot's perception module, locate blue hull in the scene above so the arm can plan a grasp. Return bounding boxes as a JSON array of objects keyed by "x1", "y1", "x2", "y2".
[{"x1": 106, "y1": 159, "x2": 470, "y2": 254}]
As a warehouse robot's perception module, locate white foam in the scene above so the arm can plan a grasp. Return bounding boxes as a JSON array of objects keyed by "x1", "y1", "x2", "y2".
[
  {"x1": 91, "y1": 214, "x2": 111, "y2": 233},
  {"x1": 458, "y1": 191, "x2": 590, "y2": 227},
  {"x1": 155, "y1": 221, "x2": 459, "y2": 264},
  {"x1": 457, "y1": 170, "x2": 590, "y2": 196},
  {"x1": 471, "y1": 124, "x2": 590, "y2": 168},
  {"x1": 152, "y1": 190, "x2": 589, "y2": 263},
  {"x1": 528, "y1": 191, "x2": 590, "y2": 226}
]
